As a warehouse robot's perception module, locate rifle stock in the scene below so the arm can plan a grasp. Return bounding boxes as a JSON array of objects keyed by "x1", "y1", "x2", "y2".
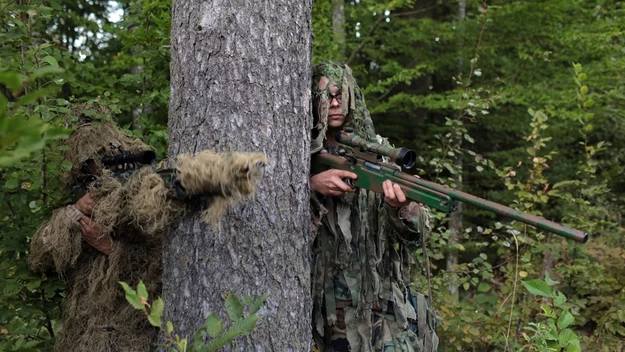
[{"x1": 311, "y1": 130, "x2": 589, "y2": 244}]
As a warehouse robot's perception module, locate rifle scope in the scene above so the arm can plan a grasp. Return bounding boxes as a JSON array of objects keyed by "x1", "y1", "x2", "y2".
[
  {"x1": 337, "y1": 130, "x2": 416, "y2": 170},
  {"x1": 102, "y1": 150, "x2": 156, "y2": 167}
]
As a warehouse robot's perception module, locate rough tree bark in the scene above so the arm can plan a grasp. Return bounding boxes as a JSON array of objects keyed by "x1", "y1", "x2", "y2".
[{"x1": 163, "y1": 1, "x2": 313, "y2": 350}]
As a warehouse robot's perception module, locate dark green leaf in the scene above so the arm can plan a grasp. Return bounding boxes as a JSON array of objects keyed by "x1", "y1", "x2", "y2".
[
  {"x1": 249, "y1": 294, "x2": 269, "y2": 315},
  {"x1": 225, "y1": 294, "x2": 243, "y2": 321},
  {"x1": 231, "y1": 315, "x2": 260, "y2": 336},
  {"x1": 41, "y1": 55, "x2": 59, "y2": 67},
  {"x1": 204, "y1": 313, "x2": 223, "y2": 338},
  {"x1": 477, "y1": 282, "x2": 491, "y2": 293},
  {"x1": 521, "y1": 279, "x2": 553, "y2": 298},
  {"x1": 30, "y1": 66, "x2": 65, "y2": 80}
]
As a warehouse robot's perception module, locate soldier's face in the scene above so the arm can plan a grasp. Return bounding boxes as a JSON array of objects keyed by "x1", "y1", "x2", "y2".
[{"x1": 318, "y1": 76, "x2": 345, "y2": 129}]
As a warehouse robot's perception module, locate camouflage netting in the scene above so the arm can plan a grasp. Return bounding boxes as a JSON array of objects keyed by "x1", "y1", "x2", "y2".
[
  {"x1": 61, "y1": 103, "x2": 153, "y2": 183},
  {"x1": 174, "y1": 150, "x2": 267, "y2": 225},
  {"x1": 310, "y1": 62, "x2": 440, "y2": 352},
  {"x1": 311, "y1": 61, "x2": 376, "y2": 154},
  {"x1": 29, "y1": 108, "x2": 267, "y2": 352}
]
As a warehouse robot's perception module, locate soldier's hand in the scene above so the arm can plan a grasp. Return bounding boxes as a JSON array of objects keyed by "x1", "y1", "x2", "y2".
[
  {"x1": 310, "y1": 169, "x2": 357, "y2": 197},
  {"x1": 383, "y1": 180, "x2": 411, "y2": 208},
  {"x1": 80, "y1": 216, "x2": 114, "y2": 256},
  {"x1": 75, "y1": 192, "x2": 96, "y2": 215}
]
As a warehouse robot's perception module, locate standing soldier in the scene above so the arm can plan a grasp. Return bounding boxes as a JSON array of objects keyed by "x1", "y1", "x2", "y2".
[{"x1": 309, "y1": 62, "x2": 441, "y2": 352}]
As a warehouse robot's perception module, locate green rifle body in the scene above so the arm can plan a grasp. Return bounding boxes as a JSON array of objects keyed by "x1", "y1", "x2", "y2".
[{"x1": 311, "y1": 130, "x2": 589, "y2": 244}]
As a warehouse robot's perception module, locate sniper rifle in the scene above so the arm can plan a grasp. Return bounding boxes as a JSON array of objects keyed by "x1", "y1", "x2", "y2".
[{"x1": 310, "y1": 129, "x2": 589, "y2": 244}]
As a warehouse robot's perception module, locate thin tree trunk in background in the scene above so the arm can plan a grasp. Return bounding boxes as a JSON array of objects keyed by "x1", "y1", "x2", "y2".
[
  {"x1": 163, "y1": 0, "x2": 313, "y2": 350},
  {"x1": 446, "y1": 0, "x2": 466, "y2": 299},
  {"x1": 130, "y1": 54, "x2": 144, "y2": 131},
  {"x1": 332, "y1": 0, "x2": 346, "y2": 59},
  {"x1": 129, "y1": 0, "x2": 149, "y2": 131},
  {"x1": 541, "y1": 234, "x2": 554, "y2": 282}
]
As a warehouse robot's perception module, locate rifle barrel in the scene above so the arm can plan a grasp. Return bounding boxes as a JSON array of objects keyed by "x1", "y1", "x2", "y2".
[{"x1": 396, "y1": 173, "x2": 589, "y2": 243}]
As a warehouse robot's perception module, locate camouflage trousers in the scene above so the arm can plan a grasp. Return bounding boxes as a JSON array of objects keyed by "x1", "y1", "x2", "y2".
[{"x1": 327, "y1": 304, "x2": 439, "y2": 352}]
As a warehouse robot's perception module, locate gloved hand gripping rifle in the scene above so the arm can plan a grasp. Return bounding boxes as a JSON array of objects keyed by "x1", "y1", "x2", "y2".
[
  {"x1": 69, "y1": 150, "x2": 158, "y2": 203},
  {"x1": 311, "y1": 129, "x2": 589, "y2": 244},
  {"x1": 69, "y1": 150, "x2": 231, "y2": 204}
]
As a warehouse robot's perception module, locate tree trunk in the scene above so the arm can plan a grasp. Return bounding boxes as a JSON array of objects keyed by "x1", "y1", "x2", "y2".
[
  {"x1": 446, "y1": 0, "x2": 466, "y2": 299},
  {"x1": 163, "y1": 1, "x2": 313, "y2": 350},
  {"x1": 331, "y1": 0, "x2": 345, "y2": 59}
]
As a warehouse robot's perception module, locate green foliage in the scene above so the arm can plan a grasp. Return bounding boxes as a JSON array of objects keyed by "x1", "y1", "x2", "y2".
[
  {"x1": 120, "y1": 281, "x2": 267, "y2": 352},
  {"x1": 0, "y1": 0, "x2": 171, "y2": 350},
  {"x1": 0, "y1": 71, "x2": 70, "y2": 168},
  {"x1": 1, "y1": 0, "x2": 624, "y2": 350},
  {"x1": 520, "y1": 274, "x2": 581, "y2": 352},
  {"x1": 311, "y1": 0, "x2": 624, "y2": 350}
]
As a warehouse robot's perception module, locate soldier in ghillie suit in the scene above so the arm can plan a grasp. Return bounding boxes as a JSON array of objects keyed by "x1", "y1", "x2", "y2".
[
  {"x1": 310, "y1": 62, "x2": 441, "y2": 352},
  {"x1": 29, "y1": 105, "x2": 267, "y2": 352}
]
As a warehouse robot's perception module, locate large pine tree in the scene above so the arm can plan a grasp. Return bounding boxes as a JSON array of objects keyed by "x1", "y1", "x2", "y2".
[{"x1": 162, "y1": 0, "x2": 314, "y2": 349}]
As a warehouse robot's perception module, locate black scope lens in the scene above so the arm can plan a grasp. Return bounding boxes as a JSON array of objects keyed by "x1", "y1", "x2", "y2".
[{"x1": 396, "y1": 148, "x2": 417, "y2": 170}]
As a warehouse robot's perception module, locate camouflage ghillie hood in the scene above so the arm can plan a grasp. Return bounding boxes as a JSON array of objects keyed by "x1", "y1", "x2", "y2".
[
  {"x1": 311, "y1": 61, "x2": 376, "y2": 153},
  {"x1": 62, "y1": 104, "x2": 152, "y2": 183}
]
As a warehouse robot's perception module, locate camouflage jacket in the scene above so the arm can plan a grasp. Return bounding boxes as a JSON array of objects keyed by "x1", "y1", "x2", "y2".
[{"x1": 311, "y1": 147, "x2": 440, "y2": 352}]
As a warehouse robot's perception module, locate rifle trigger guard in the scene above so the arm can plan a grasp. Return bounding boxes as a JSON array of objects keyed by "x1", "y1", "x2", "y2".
[{"x1": 342, "y1": 178, "x2": 355, "y2": 188}]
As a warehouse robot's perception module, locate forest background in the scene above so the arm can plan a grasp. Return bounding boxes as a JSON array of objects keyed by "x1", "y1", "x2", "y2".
[{"x1": 1, "y1": 0, "x2": 624, "y2": 351}]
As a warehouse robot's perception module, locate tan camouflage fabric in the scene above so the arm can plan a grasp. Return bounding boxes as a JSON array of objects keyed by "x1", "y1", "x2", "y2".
[
  {"x1": 29, "y1": 111, "x2": 266, "y2": 352},
  {"x1": 310, "y1": 62, "x2": 441, "y2": 352}
]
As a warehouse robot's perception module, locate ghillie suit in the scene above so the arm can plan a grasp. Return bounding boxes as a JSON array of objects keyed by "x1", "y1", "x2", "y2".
[
  {"x1": 29, "y1": 110, "x2": 267, "y2": 352},
  {"x1": 310, "y1": 62, "x2": 441, "y2": 352}
]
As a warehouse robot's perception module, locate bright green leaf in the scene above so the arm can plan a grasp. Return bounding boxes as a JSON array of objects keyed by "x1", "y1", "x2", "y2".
[
  {"x1": 557, "y1": 310, "x2": 575, "y2": 330},
  {"x1": 119, "y1": 282, "x2": 145, "y2": 311},
  {"x1": 544, "y1": 272, "x2": 560, "y2": 286},
  {"x1": 148, "y1": 297, "x2": 164, "y2": 327},
  {"x1": 580, "y1": 85, "x2": 588, "y2": 95},
  {"x1": 521, "y1": 279, "x2": 553, "y2": 298},
  {"x1": 558, "y1": 328, "x2": 578, "y2": 348},
  {"x1": 565, "y1": 339, "x2": 582, "y2": 352},
  {"x1": 553, "y1": 291, "x2": 567, "y2": 307},
  {"x1": 137, "y1": 280, "x2": 149, "y2": 302}
]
